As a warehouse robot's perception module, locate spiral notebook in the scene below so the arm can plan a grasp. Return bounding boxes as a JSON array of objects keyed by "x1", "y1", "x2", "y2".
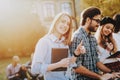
[{"x1": 51, "y1": 48, "x2": 68, "y2": 71}]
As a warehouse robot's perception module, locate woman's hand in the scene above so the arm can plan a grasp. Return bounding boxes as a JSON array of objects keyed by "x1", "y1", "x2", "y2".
[
  {"x1": 106, "y1": 42, "x2": 113, "y2": 51},
  {"x1": 58, "y1": 58, "x2": 70, "y2": 67},
  {"x1": 70, "y1": 56, "x2": 77, "y2": 64}
]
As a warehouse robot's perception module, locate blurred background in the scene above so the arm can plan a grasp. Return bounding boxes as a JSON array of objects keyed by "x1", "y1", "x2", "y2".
[
  {"x1": 0, "y1": 0, "x2": 120, "y2": 80},
  {"x1": 0, "y1": 0, "x2": 120, "y2": 59}
]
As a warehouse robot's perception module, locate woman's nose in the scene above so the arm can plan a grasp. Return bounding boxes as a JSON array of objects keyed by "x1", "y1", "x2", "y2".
[
  {"x1": 64, "y1": 23, "x2": 68, "y2": 27},
  {"x1": 108, "y1": 29, "x2": 112, "y2": 33}
]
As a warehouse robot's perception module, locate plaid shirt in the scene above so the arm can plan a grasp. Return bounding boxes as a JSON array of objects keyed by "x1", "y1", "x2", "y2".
[{"x1": 70, "y1": 27, "x2": 100, "y2": 80}]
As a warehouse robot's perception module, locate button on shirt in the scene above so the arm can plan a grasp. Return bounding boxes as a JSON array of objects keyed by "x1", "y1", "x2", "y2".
[
  {"x1": 70, "y1": 27, "x2": 100, "y2": 80},
  {"x1": 31, "y1": 34, "x2": 69, "y2": 80}
]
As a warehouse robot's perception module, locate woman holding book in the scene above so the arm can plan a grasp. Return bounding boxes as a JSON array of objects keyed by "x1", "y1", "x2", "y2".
[
  {"x1": 95, "y1": 16, "x2": 117, "y2": 63},
  {"x1": 95, "y1": 16, "x2": 120, "y2": 79},
  {"x1": 31, "y1": 12, "x2": 86, "y2": 80}
]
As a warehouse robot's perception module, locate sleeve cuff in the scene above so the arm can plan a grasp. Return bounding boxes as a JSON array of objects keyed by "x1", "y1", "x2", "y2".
[{"x1": 40, "y1": 63, "x2": 49, "y2": 74}]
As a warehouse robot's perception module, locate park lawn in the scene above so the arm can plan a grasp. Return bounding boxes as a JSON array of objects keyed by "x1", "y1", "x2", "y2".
[{"x1": 0, "y1": 57, "x2": 30, "y2": 80}]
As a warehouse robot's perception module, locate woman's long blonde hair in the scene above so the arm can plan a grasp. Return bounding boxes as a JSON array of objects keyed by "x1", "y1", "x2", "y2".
[{"x1": 48, "y1": 12, "x2": 73, "y2": 45}]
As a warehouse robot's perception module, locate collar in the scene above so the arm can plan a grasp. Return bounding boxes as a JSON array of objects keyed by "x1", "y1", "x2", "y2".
[
  {"x1": 79, "y1": 27, "x2": 90, "y2": 37},
  {"x1": 48, "y1": 34, "x2": 65, "y2": 43}
]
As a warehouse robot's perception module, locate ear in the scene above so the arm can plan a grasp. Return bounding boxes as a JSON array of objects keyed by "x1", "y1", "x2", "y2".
[{"x1": 86, "y1": 17, "x2": 91, "y2": 24}]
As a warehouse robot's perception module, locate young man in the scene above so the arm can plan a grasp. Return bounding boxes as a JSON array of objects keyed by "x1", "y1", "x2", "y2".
[{"x1": 70, "y1": 7, "x2": 117, "y2": 80}]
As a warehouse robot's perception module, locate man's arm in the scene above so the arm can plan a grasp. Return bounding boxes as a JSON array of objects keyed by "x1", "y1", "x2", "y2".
[
  {"x1": 96, "y1": 61, "x2": 111, "y2": 73},
  {"x1": 75, "y1": 65, "x2": 115, "y2": 80},
  {"x1": 75, "y1": 65, "x2": 101, "y2": 79}
]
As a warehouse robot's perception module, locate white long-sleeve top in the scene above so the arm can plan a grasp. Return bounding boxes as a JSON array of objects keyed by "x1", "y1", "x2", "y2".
[
  {"x1": 98, "y1": 46, "x2": 118, "y2": 64},
  {"x1": 31, "y1": 34, "x2": 69, "y2": 80},
  {"x1": 113, "y1": 32, "x2": 120, "y2": 51}
]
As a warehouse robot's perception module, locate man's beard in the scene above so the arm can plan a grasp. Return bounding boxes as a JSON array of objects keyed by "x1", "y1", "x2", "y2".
[{"x1": 88, "y1": 24, "x2": 98, "y2": 32}]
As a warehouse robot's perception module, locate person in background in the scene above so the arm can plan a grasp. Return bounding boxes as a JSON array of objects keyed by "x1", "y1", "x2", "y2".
[
  {"x1": 6, "y1": 55, "x2": 21, "y2": 80},
  {"x1": 25, "y1": 53, "x2": 33, "y2": 69},
  {"x1": 70, "y1": 7, "x2": 117, "y2": 80},
  {"x1": 18, "y1": 64, "x2": 28, "y2": 80},
  {"x1": 113, "y1": 13, "x2": 120, "y2": 51},
  {"x1": 31, "y1": 12, "x2": 86, "y2": 80},
  {"x1": 26, "y1": 53, "x2": 43, "y2": 80}
]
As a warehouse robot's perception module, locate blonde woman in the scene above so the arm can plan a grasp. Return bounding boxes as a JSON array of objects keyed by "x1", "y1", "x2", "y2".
[{"x1": 31, "y1": 12, "x2": 85, "y2": 80}]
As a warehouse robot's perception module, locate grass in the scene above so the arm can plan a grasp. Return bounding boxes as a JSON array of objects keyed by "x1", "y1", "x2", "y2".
[{"x1": 0, "y1": 57, "x2": 30, "y2": 80}]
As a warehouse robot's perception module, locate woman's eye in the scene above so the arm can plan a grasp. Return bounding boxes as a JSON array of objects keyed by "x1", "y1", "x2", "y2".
[
  {"x1": 61, "y1": 20, "x2": 66, "y2": 23},
  {"x1": 106, "y1": 26, "x2": 110, "y2": 29}
]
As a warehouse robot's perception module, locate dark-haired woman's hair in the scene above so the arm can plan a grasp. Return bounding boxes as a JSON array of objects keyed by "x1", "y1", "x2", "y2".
[
  {"x1": 100, "y1": 16, "x2": 115, "y2": 26},
  {"x1": 96, "y1": 17, "x2": 117, "y2": 53}
]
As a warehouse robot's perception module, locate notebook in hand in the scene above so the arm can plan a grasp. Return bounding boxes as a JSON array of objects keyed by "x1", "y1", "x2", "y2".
[
  {"x1": 51, "y1": 48, "x2": 68, "y2": 71},
  {"x1": 104, "y1": 51, "x2": 120, "y2": 72},
  {"x1": 107, "y1": 51, "x2": 120, "y2": 59}
]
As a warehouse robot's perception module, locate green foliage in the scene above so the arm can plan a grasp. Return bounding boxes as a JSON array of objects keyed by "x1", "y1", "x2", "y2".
[{"x1": 80, "y1": 0, "x2": 120, "y2": 17}]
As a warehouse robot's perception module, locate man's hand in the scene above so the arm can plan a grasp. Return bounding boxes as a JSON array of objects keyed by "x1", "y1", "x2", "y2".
[
  {"x1": 74, "y1": 40, "x2": 86, "y2": 56},
  {"x1": 100, "y1": 73, "x2": 114, "y2": 80},
  {"x1": 112, "y1": 72, "x2": 120, "y2": 79}
]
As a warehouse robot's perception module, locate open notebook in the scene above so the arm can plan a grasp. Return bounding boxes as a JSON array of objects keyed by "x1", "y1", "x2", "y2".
[
  {"x1": 51, "y1": 48, "x2": 68, "y2": 71},
  {"x1": 107, "y1": 51, "x2": 120, "y2": 59},
  {"x1": 104, "y1": 51, "x2": 120, "y2": 72}
]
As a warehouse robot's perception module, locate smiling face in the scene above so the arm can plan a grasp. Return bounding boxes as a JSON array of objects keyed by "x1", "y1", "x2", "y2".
[
  {"x1": 49, "y1": 13, "x2": 72, "y2": 45},
  {"x1": 102, "y1": 23, "x2": 114, "y2": 36},
  {"x1": 55, "y1": 15, "x2": 70, "y2": 36}
]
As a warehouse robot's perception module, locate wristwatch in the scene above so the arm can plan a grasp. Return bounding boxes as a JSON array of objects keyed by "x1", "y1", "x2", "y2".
[{"x1": 73, "y1": 52, "x2": 80, "y2": 57}]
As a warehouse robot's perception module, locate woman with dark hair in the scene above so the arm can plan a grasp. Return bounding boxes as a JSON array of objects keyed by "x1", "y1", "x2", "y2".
[
  {"x1": 95, "y1": 16, "x2": 120, "y2": 79},
  {"x1": 95, "y1": 16, "x2": 117, "y2": 62},
  {"x1": 113, "y1": 13, "x2": 120, "y2": 51}
]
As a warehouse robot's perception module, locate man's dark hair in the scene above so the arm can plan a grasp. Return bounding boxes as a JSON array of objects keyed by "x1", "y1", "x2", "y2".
[
  {"x1": 81, "y1": 7, "x2": 101, "y2": 26},
  {"x1": 113, "y1": 13, "x2": 120, "y2": 33}
]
